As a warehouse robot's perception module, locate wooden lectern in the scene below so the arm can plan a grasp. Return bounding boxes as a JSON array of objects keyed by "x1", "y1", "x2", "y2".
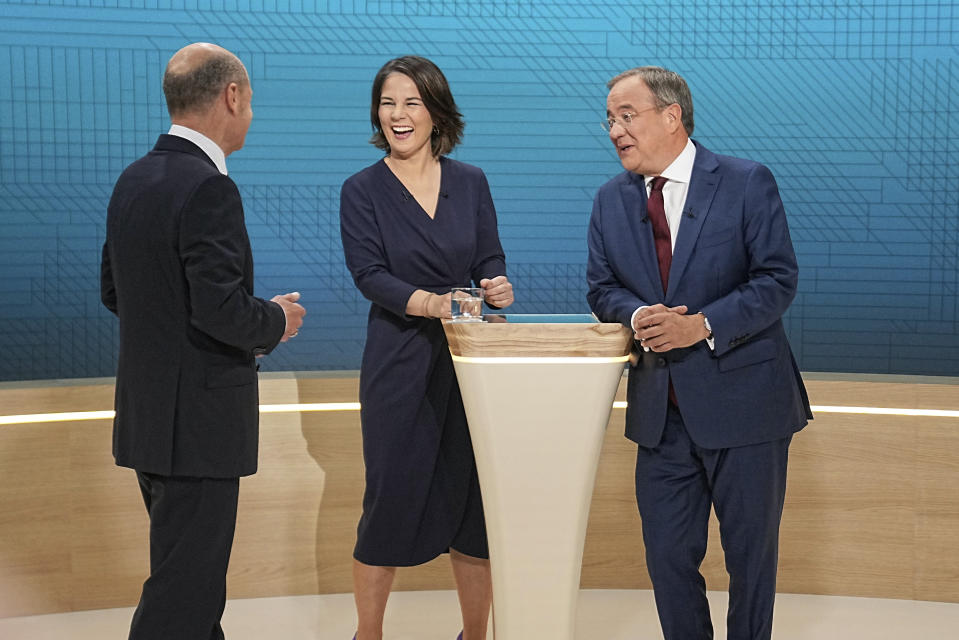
[{"x1": 443, "y1": 314, "x2": 632, "y2": 639}]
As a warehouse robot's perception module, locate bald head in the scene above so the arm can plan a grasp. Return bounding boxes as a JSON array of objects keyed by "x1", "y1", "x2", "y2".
[{"x1": 163, "y1": 43, "x2": 248, "y2": 117}]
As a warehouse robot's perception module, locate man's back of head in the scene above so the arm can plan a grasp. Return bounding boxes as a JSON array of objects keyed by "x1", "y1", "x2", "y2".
[
  {"x1": 163, "y1": 43, "x2": 247, "y2": 118},
  {"x1": 162, "y1": 42, "x2": 253, "y2": 156}
]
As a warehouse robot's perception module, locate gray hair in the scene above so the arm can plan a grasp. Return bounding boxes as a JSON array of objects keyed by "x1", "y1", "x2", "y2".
[
  {"x1": 608, "y1": 66, "x2": 694, "y2": 136},
  {"x1": 163, "y1": 51, "x2": 247, "y2": 117}
]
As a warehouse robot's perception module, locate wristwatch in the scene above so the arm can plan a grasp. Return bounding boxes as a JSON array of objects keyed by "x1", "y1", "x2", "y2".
[{"x1": 699, "y1": 312, "x2": 713, "y2": 341}]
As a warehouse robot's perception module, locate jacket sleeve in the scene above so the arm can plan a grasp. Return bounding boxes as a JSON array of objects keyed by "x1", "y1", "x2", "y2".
[
  {"x1": 179, "y1": 174, "x2": 286, "y2": 353},
  {"x1": 100, "y1": 239, "x2": 118, "y2": 316},
  {"x1": 586, "y1": 188, "x2": 651, "y2": 327},
  {"x1": 699, "y1": 163, "x2": 799, "y2": 357}
]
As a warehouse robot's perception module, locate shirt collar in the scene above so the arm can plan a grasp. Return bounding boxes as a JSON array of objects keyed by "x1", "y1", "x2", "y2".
[
  {"x1": 168, "y1": 124, "x2": 228, "y2": 175},
  {"x1": 644, "y1": 138, "x2": 696, "y2": 188}
]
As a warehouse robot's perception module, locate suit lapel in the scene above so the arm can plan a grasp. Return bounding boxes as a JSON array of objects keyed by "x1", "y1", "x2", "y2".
[
  {"x1": 667, "y1": 144, "x2": 721, "y2": 301},
  {"x1": 618, "y1": 174, "x2": 666, "y2": 299}
]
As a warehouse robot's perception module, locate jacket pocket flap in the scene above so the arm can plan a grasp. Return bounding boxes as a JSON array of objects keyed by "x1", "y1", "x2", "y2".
[
  {"x1": 718, "y1": 338, "x2": 777, "y2": 372},
  {"x1": 698, "y1": 226, "x2": 736, "y2": 248},
  {"x1": 206, "y1": 365, "x2": 257, "y2": 389}
]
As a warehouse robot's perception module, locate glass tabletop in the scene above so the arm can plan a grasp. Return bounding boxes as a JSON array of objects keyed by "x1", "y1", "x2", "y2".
[{"x1": 483, "y1": 313, "x2": 600, "y2": 324}]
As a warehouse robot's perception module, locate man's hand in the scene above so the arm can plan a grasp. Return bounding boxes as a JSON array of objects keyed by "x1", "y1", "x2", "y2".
[
  {"x1": 271, "y1": 291, "x2": 306, "y2": 342},
  {"x1": 633, "y1": 304, "x2": 709, "y2": 352}
]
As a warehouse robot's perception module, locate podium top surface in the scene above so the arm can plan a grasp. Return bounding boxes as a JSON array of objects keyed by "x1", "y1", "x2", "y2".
[{"x1": 443, "y1": 315, "x2": 632, "y2": 358}]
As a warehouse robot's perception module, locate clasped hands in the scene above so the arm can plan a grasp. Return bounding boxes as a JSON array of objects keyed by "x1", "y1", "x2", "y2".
[{"x1": 633, "y1": 304, "x2": 708, "y2": 353}]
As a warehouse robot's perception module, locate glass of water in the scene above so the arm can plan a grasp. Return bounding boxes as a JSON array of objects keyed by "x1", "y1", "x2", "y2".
[{"x1": 450, "y1": 287, "x2": 484, "y2": 322}]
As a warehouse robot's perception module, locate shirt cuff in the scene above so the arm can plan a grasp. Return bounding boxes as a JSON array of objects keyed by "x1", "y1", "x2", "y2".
[
  {"x1": 701, "y1": 313, "x2": 715, "y2": 351},
  {"x1": 630, "y1": 306, "x2": 650, "y2": 352}
]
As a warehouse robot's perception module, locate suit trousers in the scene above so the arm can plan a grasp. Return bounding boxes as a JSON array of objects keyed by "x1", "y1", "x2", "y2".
[
  {"x1": 129, "y1": 471, "x2": 240, "y2": 640},
  {"x1": 634, "y1": 404, "x2": 791, "y2": 640}
]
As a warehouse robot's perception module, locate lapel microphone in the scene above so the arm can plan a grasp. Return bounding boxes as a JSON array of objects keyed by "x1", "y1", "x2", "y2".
[{"x1": 639, "y1": 176, "x2": 650, "y2": 223}]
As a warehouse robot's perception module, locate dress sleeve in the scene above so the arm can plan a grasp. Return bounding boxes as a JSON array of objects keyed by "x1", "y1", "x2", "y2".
[
  {"x1": 470, "y1": 168, "x2": 507, "y2": 284},
  {"x1": 340, "y1": 174, "x2": 418, "y2": 318}
]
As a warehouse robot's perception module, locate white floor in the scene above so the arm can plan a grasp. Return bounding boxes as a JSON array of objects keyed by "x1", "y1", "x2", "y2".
[{"x1": 2, "y1": 589, "x2": 959, "y2": 639}]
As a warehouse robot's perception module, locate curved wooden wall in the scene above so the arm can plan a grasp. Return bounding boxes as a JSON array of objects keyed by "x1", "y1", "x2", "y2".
[{"x1": 0, "y1": 372, "x2": 957, "y2": 617}]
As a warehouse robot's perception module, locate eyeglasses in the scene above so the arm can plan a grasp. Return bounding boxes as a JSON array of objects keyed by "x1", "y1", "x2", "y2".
[{"x1": 601, "y1": 105, "x2": 661, "y2": 132}]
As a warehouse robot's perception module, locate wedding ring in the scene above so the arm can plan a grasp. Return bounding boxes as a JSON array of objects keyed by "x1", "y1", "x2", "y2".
[{"x1": 290, "y1": 330, "x2": 298, "y2": 337}]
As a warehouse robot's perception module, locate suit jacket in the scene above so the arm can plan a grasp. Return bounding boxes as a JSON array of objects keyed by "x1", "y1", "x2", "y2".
[
  {"x1": 587, "y1": 141, "x2": 811, "y2": 449},
  {"x1": 101, "y1": 134, "x2": 286, "y2": 478}
]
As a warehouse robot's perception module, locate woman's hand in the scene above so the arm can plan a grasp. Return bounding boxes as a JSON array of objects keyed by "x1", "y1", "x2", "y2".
[
  {"x1": 406, "y1": 290, "x2": 452, "y2": 319},
  {"x1": 480, "y1": 275, "x2": 514, "y2": 309},
  {"x1": 425, "y1": 291, "x2": 453, "y2": 319}
]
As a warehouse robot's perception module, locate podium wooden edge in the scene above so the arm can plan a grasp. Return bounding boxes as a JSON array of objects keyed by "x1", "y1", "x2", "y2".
[{"x1": 442, "y1": 320, "x2": 632, "y2": 358}]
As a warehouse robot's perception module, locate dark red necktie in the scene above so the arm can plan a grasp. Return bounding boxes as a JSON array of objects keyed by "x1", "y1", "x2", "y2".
[
  {"x1": 647, "y1": 176, "x2": 671, "y2": 291},
  {"x1": 646, "y1": 176, "x2": 678, "y2": 406}
]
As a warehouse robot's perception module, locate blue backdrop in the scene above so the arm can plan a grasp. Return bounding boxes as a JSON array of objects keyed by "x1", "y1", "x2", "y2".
[{"x1": 1, "y1": 0, "x2": 957, "y2": 381}]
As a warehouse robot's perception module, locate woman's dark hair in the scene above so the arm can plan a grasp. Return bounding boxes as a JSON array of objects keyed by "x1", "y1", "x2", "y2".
[{"x1": 369, "y1": 56, "x2": 464, "y2": 157}]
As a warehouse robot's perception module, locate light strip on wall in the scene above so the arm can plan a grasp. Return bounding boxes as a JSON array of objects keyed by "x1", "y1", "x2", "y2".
[
  {"x1": 0, "y1": 410, "x2": 117, "y2": 425},
  {"x1": 611, "y1": 401, "x2": 959, "y2": 417},
  {"x1": 2, "y1": 403, "x2": 959, "y2": 425},
  {"x1": 0, "y1": 404, "x2": 362, "y2": 425},
  {"x1": 807, "y1": 405, "x2": 959, "y2": 417}
]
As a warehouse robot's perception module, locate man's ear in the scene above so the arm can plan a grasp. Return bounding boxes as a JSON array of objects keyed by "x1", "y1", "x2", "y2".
[
  {"x1": 664, "y1": 103, "x2": 683, "y2": 134},
  {"x1": 224, "y1": 82, "x2": 240, "y2": 115}
]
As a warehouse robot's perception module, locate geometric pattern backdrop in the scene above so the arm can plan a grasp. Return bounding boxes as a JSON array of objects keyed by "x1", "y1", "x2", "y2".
[{"x1": 0, "y1": 0, "x2": 956, "y2": 381}]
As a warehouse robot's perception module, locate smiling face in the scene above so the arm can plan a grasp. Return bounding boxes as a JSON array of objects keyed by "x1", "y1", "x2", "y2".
[
  {"x1": 378, "y1": 72, "x2": 435, "y2": 161},
  {"x1": 605, "y1": 75, "x2": 683, "y2": 176}
]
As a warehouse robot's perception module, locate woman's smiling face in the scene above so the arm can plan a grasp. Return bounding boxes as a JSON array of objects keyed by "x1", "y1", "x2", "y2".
[{"x1": 378, "y1": 72, "x2": 435, "y2": 161}]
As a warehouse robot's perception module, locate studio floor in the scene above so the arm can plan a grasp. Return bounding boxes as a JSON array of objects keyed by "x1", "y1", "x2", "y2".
[{"x1": 2, "y1": 589, "x2": 958, "y2": 639}]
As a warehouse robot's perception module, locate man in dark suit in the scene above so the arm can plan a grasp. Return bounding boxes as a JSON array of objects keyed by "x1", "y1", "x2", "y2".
[
  {"x1": 587, "y1": 67, "x2": 812, "y2": 640},
  {"x1": 100, "y1": 42, "x2": 306, "y2": 640}
]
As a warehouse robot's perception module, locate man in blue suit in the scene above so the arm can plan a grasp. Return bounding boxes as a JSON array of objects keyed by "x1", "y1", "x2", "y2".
[
  {"x1": 101, "y1": 43, "x2": 305, "y2": 639},
  {"x1": 587, "y1": 67, "x2": 811, "y2": 640}
]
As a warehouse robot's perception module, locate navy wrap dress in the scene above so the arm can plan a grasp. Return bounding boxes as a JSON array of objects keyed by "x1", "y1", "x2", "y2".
[{"x1": 339, "y1": 157, "x2": 508, "y2": 566}]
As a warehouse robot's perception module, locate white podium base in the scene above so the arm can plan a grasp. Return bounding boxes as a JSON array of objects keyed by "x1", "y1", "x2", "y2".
[{"x1": 451, "y1": 355, "x2": 626, "y2": 640}]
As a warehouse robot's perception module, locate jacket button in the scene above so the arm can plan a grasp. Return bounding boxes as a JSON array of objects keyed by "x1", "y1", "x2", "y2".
[{"x1": 657, "y1": 357, "x2": 667, "y2": 367}]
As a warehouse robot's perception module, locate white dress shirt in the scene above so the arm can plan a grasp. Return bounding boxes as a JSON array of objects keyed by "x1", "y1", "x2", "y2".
[
  {"x1": 643, "y1": 138, "x2": 696, "y2": 250},
  {"x1": 168, "y1": 124, "x2": 228, "y2": 176},
  {"x1": 632, "y1": 139, "x2": 714, "y2": 350}
]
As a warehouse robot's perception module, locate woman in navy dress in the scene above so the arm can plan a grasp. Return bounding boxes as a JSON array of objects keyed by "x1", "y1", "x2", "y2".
[{"x1": 339, "y1": 56, "x2": 514, "y2": 640}]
